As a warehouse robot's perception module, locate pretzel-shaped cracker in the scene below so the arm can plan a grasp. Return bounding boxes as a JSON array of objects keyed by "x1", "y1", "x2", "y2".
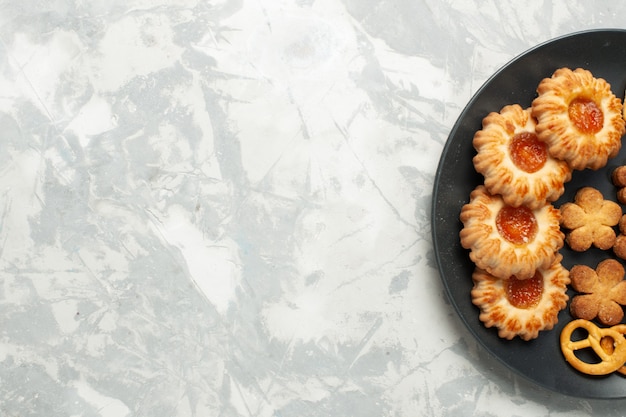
[
  {"x1": 560, "y1": 319, "x2": 626, "y2": 375},
  {"x1": 603, "y1": 324, "x2": 626, "y2": 376}
]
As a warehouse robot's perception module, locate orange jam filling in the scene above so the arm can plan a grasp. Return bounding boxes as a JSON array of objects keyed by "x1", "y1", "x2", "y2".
[
  {"x1": 568, "y1": 97, "x2": 603, "y2": 134},
  {"x1": 509, "y1": 132, "x2": 548, "y2": 173},
  {"x1": 506, "y1": 271, "x2": 544, "y2": 309},
  {"x1": 495, "y1": 205, "x2": 538, "y2": 245}
]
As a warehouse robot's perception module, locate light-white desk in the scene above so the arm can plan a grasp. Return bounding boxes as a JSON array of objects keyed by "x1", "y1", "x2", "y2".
[{"x1": 2, "y1": 1, "x2": 626, "y2": 415}]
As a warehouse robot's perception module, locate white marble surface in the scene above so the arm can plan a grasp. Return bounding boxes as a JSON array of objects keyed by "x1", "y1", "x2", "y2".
[{"x1": 3, "y1": 0, "x2": 626, "y2": 416}]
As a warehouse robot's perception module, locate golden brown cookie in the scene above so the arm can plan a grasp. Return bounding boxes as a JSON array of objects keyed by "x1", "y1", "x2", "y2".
[
  {"x1": 560, "y1": 319, "x2": 626, "y2": 375},
  {"x1": 559, "y1": 187, "x2": 622, "y2": 251},
  {"x1": 613, "y1": 215, "x2": 626, "y2": 260},
  {"x1": 569, "y1": 259, "x2": 626, "y2": 326},
  {"x1": 471, "y1": 254, "x2": 570, "y2": 341},
  {"x1": 531, "y1": 67, "x2": 625, "y2": 170},
  {"x1": 459, "y1": 185, "x2": 563, "y2": 280},
  {"x1": 472, "y1": 104, "x2": 572, "y2": 209},
  {"x1": 612, "y1": 166, "x2": 626, "y2": 204}
]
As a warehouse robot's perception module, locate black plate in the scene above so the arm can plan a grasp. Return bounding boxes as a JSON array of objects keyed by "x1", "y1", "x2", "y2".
[{"x1": 432, "y1": 29, "x2": 626, "y2": 398}]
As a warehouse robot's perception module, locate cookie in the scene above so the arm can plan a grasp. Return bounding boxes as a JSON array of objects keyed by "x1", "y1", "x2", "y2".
[
  {"x1": 569, "y1": 259, "x2": 626, "y2": 326},
  {"x1": 460, "y1": 185, "x2": 563, "y2": 280},
  {"x1": 532, "y1": 67, "x2": 625, "y2": 170},
  {"x1": 612, "y1": 165, "x2": 626, "y2": 204},
  {"x1": 559, "y1": 187, "x2": 622, "y2": 251},
  {"x1": 613, "y1": 215, "x2": 626, "y2": 260},
  {"x1": 471, "y1": 254, "x2": 570, "y2": 341},
  {"x1": 472, "y1": 104, "x2": 572, "y2": 209}
]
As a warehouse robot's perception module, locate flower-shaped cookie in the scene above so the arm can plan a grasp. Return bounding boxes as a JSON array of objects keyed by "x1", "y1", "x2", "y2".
[
  {"x1": 612, "y1": 165, "x2": 626, "y2": 204},
  {"x1": 569, "y1": 259, "x2": 626, "y2": 326},
  {"x1": 613, "y1": 215, "x2": 626, "y2": 260},
  {"x1": 559, "y1": 187, "x2": 622, "y2": 251}
]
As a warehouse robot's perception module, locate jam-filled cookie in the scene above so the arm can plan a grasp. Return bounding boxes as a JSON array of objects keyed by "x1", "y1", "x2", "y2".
[
  {"x1": 532, "y1": 67, "x2": 625, "y2": 170},
  {"x1": 471, "y1": 254, "x2": 570, "y2": 341},
  {"x1": 473, "y1": 104, "x2": 572, "y2": 209},
  {"x1": 459, "y1": 185, "x2": 564, "y2": 280}
]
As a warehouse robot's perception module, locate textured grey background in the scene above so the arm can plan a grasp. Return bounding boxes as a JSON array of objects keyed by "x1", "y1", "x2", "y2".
[{"x1": 2, "y1": 1, "x2": 626, "y2": 416}]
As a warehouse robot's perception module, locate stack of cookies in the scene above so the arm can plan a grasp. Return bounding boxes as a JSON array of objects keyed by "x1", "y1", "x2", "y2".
[{"x1": 460, "y1": 67, "x2": 626, "y2": 341}]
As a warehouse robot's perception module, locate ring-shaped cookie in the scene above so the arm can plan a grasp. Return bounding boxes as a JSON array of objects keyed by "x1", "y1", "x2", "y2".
[
  {"x1": 531, "y1": 67, "x2": 625, "y2": 170},
  {"x1": 608, "y1": 324, "x2": 626, "y2": 375},
  {"x1": 473, "y1": 104, "x2": 572, "y2": 209},
  {"x1": 471, "y1": 254, "x2": 570, "y2": 341},
  {"x1": 560, "y1": 319, "x2": 626, "y2": 375},
  {"x1": 460, "y1": 185, "x2": 564, "y2": 280}
]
